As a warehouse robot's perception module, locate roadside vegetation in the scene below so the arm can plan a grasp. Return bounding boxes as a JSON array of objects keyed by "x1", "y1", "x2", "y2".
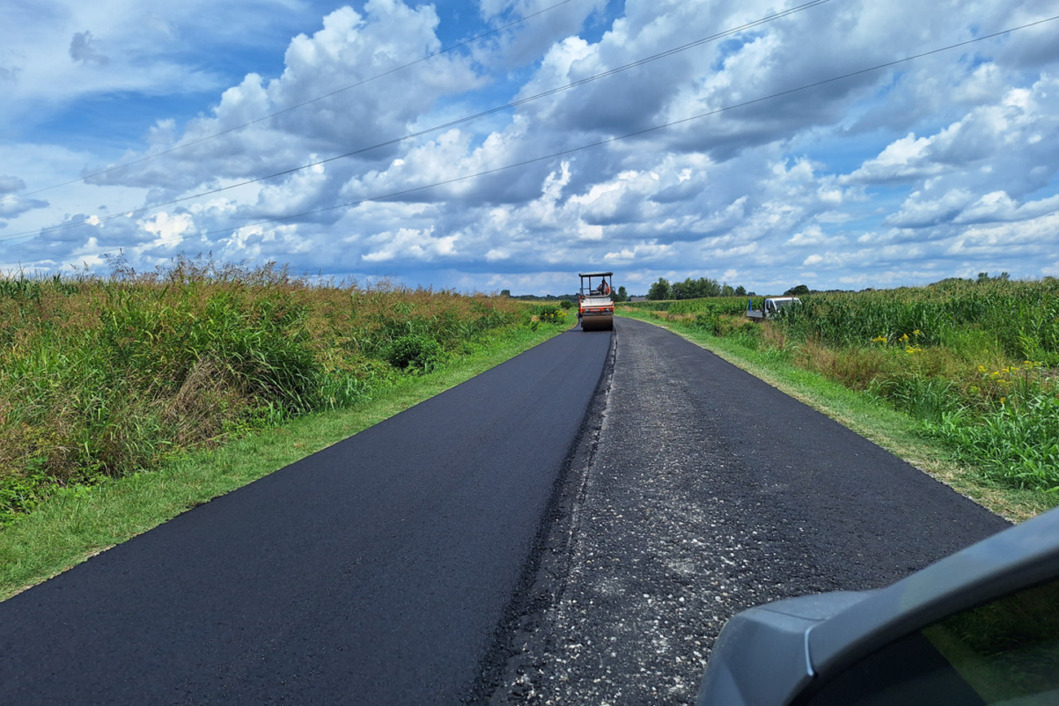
[
  {"x1": 621, "y1": 276, "x2": 1059, "y2": 519},
  {"x1": 0, "y1": 257, "x2": 570, "y2": 528}
]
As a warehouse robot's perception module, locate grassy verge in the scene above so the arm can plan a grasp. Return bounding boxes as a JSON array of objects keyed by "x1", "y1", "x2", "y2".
[
  {"x1": 618, "y1": 308, "x2": 1052, "y2": 523},
  {"x1": 0, "y1": 323, "x2": 567, "y2": 601},
  {"x1": 1, "y1": 260, "x2": 559, "y2": 524}
]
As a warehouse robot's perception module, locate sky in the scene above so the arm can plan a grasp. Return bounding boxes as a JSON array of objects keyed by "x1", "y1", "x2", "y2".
[{"x1": 1, "y1": 0, "x2": 1058, "y2": 296}]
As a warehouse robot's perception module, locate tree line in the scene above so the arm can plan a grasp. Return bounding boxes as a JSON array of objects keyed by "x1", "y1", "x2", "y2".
[{"x1": 646, "y1": 277, "x2": 750, "y2": 301}]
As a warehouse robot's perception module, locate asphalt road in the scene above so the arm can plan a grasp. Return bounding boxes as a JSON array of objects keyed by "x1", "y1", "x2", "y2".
[
  {"x1": 486, "y1": 317, "x2": 1010, "y2": 704},
  {"x1": 0, "y1": 318, "x2": 1012, "y2": 705},
  {"x1": 0, "y1": 328, "x2": 611, "y2": 704}
]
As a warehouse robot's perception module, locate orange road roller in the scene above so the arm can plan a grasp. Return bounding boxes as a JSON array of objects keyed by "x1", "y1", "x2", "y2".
[{"x1": 577, "y1": 271, "x2": 614, "y2": 331}]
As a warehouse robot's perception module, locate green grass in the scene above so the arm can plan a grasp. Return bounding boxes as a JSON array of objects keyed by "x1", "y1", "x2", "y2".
[
  {"x1": 617, "y1": 307, "x2": 1053, "y2": 523},
  {"x1": 0, "y1": 258, "x2": 558, "y2": 524},
  {"x1": 0, "y1": 323, "x2": 566, "y2": 601},
  {"x1": 778, "y1": 283, "x2": 1059, "y2": 495}
]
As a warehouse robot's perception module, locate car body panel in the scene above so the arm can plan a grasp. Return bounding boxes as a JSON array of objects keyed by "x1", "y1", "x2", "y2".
[
  {"x1": 699, "y1": 593, "x2": 867, "y2": 705},
  {"x1": 698, "y1": 507, "x2": 1059, "y2": 705}
]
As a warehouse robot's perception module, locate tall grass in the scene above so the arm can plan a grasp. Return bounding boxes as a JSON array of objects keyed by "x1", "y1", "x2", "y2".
[
  {"x1": 781, "y1": 278, "x2": 1059, "y2": 365},
  {"x1": 620, "y1": 278, "x2": 1059, "y2": 496},
  {"x1": 0, "y1": 258, "x2": 552, "y2": 524}
]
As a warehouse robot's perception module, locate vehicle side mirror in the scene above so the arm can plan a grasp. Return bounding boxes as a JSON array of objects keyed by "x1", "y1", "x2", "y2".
[
  {"x1": 698, "y1": 507, "x2": 1059, "y2": 706},
  {"x1": 799, "y1": 577, "x2": 1059, "y2": 705}
]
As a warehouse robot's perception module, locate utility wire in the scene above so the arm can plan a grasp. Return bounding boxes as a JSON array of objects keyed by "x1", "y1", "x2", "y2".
[
  {"x1": 21, "y1": 0, "x2": 578, "y2": 198},
  {"x1": 7, "y1": 12, "x2": 1056, "y2": 246},
  {"x1": 9, "y1": 0, "x2": 835, "y2": 241},
  {"x1": 185, "y1": 13, "x2": 1059, "y2": 240}
]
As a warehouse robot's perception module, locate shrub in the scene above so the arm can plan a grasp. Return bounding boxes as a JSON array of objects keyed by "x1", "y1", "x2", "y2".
[
  {"x1": 384, "y1": 334, "x2": 443, "y2": 372},
  {"x1": 529, "y1": 304, "x2": 567, "y2": 325}
]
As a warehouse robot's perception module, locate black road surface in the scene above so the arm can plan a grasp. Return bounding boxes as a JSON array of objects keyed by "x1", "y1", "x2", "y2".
[
  {"x1": 487, "y1": 317, "x2": 1010, "y2": 703},
  {"x1": 1, "y1": 318, "x2": 1011, "y2": 705},
  {"x1": 0, "y1": 329, "x2": 611, "y2": 704}
]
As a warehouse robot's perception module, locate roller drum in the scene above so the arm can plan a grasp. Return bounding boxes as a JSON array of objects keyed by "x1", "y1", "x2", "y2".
[{"x1": 581, "y1": 314, "x2": 613, "y2": 331}]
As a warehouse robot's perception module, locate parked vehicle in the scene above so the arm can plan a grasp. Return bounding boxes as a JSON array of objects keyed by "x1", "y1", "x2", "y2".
[
  {"x1": 697, "y1": 505, "x2": 1059, "y2": 705},
  {"x1": 578, "y1": 272, "x2": 614, "y2": 331},
  {"x1": 746, "y1": 296, "x2": 801, "y2": 320}
]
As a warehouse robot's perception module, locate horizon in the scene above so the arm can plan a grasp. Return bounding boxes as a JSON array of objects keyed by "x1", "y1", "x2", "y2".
[{"x1": 2, "y1": 1, "x2": 1057, "y2": 296}]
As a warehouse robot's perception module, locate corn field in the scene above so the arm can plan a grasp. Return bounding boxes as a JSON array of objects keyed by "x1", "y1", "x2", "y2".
[
  {"x1": 622, "y1": 278, "x2": 1059, "y2": 494},
  {"x1": 782, "y1": 278, "x2": 1059, "y2": 366}
]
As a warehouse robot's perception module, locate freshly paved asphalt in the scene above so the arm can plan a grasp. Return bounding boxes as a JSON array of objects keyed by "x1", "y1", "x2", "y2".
[
  {"x1": 0, "y1": 317, "x2": 1015, "y2": 705},
  {"x1": 487, "y1": 317, "x2": 1011, "y2": 704},
  {"x1": 0, "y1": 328, "x2": 611, "y2": 704}
]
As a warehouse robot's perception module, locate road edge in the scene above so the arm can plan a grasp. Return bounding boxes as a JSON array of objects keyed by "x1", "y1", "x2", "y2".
[{"x1": 467, "y1": 328, "x2": 618, "y2": 704}]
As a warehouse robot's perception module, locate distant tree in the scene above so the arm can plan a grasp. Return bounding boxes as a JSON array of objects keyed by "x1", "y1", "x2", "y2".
[
  {"x1": 721, "y1": 283, "x2": 735, "y2": 297},
  {"x1": 614, "y1": 285, "x2": 628, "y2": 302},
  {"x1": 784, "y1": 284, "x2": 810, "y2": 296},
  {"x1": 647, "y1": 278, "x2": 671, "y2": 300},
  {"x1": 500, "y1": 289, "x2": 511, "y2": 297},
  {"x1": 734, "y1": 285, "x2": 747, "y2": 297},
  {"x1": 698, "y1": 277, "x2": 721, "y2": 298},
  {"x1": 670, "y1": 279, "x2": 689, "y2": 300},
  {"x1": 670, "y1": 276, "x2": 721, "y2": 299}
]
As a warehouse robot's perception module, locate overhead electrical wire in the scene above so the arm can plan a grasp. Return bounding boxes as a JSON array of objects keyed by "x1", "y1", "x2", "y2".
[
  {"x1": 6, "y1": 0, "x2": 835, "y2": 242},
  {"x1": 180, "y1": 13, "x2": 1059, "y2": 241},
  {"x1": 20, "y1": 0, "x2": 579, "y2": 198},
  {"x1": 6, "y1": 11, "x2": 1057, "y2": 248}
]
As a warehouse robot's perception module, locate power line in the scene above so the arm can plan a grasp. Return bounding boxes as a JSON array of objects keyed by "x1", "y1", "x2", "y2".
[
  {"x1": 7, "y1": 0, "x2": 835, "y2": 242},
  {"x1": 185, "y1": 14, "x2": 1059, "y2": 240},
  {"x1": 8, "y1": 13, "x2": 1056, "y2": 248},
  {"x1": 21, "y1": 0, "x2": 579, "y2": 198}
]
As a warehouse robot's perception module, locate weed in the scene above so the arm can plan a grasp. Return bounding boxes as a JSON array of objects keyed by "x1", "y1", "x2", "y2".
[{"x1": 0, "y1": 258, "x2": 548, "y2": 525}]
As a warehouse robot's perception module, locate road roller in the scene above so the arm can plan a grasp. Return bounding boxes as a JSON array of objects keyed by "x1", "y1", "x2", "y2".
[{"x1": 577, "y1": 271, "x2": 614, "y2": 331}]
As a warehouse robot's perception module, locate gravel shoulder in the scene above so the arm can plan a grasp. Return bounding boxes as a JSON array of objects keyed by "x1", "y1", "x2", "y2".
[{"x1": 487, "y1": 317, "x2": 1009, "y2": 704}]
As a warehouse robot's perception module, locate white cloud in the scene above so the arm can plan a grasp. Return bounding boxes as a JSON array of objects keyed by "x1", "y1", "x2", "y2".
[
  {"x1": 476, "y1": 1, "x2": 608, "y2": 69},
  {"x1": 138, "y1": 211, "x2": 192, "y2": 249},
  {"x1": 843, "y1": 133, "x2": 942, "y2": 184},
  {"x1": 603, "y1": 242, "x2": 672, "y2": 264},
  {"x1": 947, "y1": 211, "x2": 1059, "y2": 256},
  {"x1": 787, "y1": 225, "x2": 844, "y2": 247},
  {"x1": 2, "y1": 0, "x2": 1058, "y2": 292},
  {"x1": 362, "y1": 226, "x2": 458, "y2": 263},
  {"x1": 886, "y1": 187, "x2": 975, "y2": 228}
]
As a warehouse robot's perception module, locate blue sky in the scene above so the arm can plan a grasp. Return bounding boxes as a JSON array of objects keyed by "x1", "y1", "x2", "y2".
[{"x1": 1, "y1": 0, "x2": 1058, "y2": 295}]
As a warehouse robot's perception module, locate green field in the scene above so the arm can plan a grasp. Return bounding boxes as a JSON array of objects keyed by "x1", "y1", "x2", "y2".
[
  {"x1": 0, "y1": 258, "x2": 570, "y2": 526},
  {"x1": 620, "y1": 277, "x2": 1059, "y2": 517}
]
